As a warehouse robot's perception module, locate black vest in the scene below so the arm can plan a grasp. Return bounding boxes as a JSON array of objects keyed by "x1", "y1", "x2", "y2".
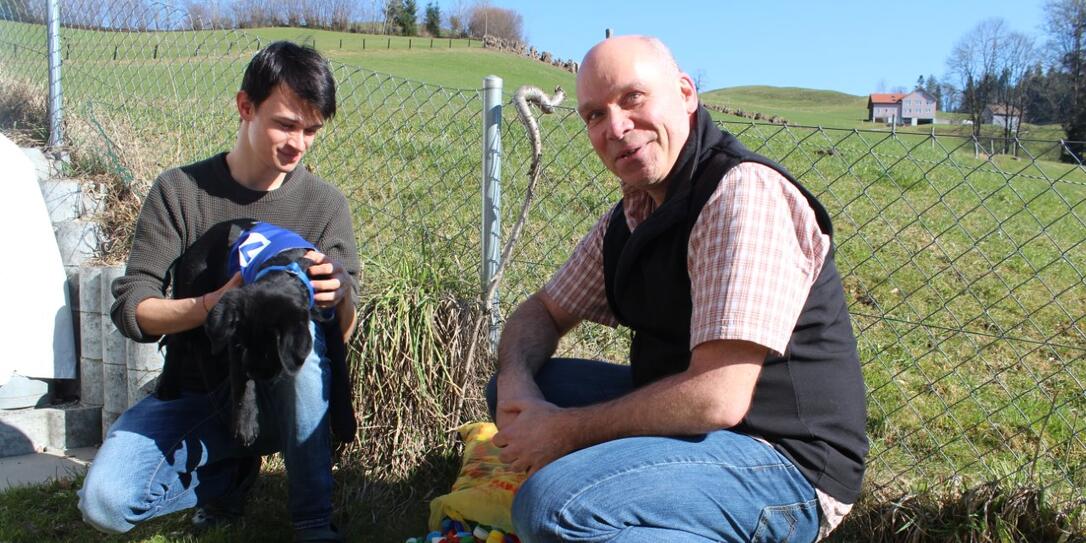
[{"x1": 602, "y1": 107, "x2": 868, "y2": 502}]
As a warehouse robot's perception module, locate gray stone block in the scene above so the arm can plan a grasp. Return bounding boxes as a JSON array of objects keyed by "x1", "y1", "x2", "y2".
[
  {"x1": 102, "y1": 360, "x2": 127, "y2": 415},
  {"x1": 126, "y1": 340, "x2": 164, "y2": 373},
  {"x1": 0, "y1": 404, "x2": 102, "y2": 457},
  {"x1": 126, "y1": 341, "x2": 163, "y2": 406},
  {"x1": 39, "y1": 179, "x2": 83, "y2": 223},
  {"x1": 78, "y1": 267, "x2": 103, "y2": 360},
  {"x1": 53, "y1": 221, "x2": 100, "y2": 267},
  {"x1": 101, "y1": 410, "x2": 120, "y2": 437},
  {"x1": 21, "y1": 147, "x2": 50, "y2": 183},
  {"x1": 80, "y1": 357, "x2": 103, "y2": 407},
  {"x1": 99, "y1": 265, "x2": 124, "y2": 309},
  {"x1": 127, "y1": 369, "x2": 160, "y2": 406},
  {"x1": 47, "y1": 405, "x2": 102, "y2": 450}
]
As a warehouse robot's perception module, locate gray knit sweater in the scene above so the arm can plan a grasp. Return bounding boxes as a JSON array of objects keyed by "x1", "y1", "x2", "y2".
[{"x1": 111, "y1": 152, "x2": 360, "y2": 343}]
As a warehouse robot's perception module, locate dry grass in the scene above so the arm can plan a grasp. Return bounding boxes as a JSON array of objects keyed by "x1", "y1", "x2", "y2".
[
  {"x1": 0, "y1": 74, "x2": 48, "y2": 146},
  {"x1": 832, "y1": 483, "x2": 1086, "y2": 542}
]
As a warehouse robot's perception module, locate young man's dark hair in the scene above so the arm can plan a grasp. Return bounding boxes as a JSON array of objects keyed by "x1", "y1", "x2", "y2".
[
  {"x1": 78, "y1": 41, "x2": 358, "y2": 543},
  {"x1": 240, "y1": 40, "x2": 337, "y2": 121}
]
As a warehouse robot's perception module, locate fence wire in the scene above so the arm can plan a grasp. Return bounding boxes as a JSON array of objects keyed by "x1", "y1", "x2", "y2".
[{"x1": 2, "y1": 0, "x2": 1084, "y2": 513}]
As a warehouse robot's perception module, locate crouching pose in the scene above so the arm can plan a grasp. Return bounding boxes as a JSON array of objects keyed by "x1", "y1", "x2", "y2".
[
  {"x1": 78, "y1": 41, "x2": 359, "y2": 543},
  {"x1": 488, "y1": 35, "x2": 868, "y2": 543}
]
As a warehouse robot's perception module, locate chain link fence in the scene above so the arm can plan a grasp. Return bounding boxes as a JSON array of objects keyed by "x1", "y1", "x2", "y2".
[{"x1": 2, "y1": 0, "x2": 1084, "y2": 517}]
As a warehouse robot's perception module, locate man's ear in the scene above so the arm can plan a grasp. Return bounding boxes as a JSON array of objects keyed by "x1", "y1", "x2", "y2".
[
  {"x1": 678, "y1": 73, "x2": 699, "y2": 114},
  {"x1": 275, "y1": 322, "x2": 312, "y2": 375},
  {"x1": 236, "y1": 90, "x2": 255, "y2": 121},
  {"x1": 206, "y1": 290, "x2": 242, "y2": 355}
]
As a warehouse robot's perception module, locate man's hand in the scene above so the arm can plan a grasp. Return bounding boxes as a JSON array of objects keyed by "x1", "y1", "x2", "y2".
[
  {"x1": 304, "y1": 250, "x2": 350, "y2": 309},
  {"x1": 492, "y1": 397, "x2": 577, "y2": 476},
  {"x1": 203, "y1": 272, "x2": 243, "y2": 313}
]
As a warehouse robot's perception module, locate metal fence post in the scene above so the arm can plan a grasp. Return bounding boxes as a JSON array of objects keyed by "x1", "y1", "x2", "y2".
[
  {"x1": 47, "y1": 0, "x2": 63, "y2": 147},
  {"x1": 481, "y1": 75, "x2": 502, "y2": 352}
]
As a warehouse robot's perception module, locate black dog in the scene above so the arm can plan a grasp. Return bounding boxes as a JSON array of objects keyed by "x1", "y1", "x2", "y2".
[
  {"x1": 162, "y1": 219, "x2": 324, "y2": 446},
  {"x1": 205, "y1": 244, "x2": 321, "y2": 446}
]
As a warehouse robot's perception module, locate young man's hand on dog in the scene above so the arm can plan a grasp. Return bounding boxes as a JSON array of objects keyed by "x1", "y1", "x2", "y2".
[
  {"x1": 304, "y1": 250, "x2": 356, "y2": 341},
  {"x1": 135, "y1": 272, "x2": 244, "y2": 337}
]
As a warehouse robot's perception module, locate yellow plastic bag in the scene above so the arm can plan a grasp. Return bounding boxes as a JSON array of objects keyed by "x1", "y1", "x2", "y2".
[{"x1": 428, "y1": 422, "x2": 527, "y2": 533}]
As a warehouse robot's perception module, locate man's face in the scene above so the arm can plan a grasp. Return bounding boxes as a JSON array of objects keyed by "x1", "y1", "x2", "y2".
[
  {"x1": 576, "y1": 38, "x2": 698, "y2": 197},
  {"x1": 237, "y1": 84, "x2": 324, "y2": 175}
]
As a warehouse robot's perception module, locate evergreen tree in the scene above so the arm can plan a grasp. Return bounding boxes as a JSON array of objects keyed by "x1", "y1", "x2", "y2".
[
  {"x1": 397, "y1": 0, "x2": 417, "y2": 36},
  {"x1": 424, "y1": 2, "x2": 440, "y2": 37}
]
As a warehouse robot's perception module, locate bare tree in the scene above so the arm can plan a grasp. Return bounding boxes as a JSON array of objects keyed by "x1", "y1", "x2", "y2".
[{"x1": 467, "y1": 2, "x2": 522, "y2": 42}]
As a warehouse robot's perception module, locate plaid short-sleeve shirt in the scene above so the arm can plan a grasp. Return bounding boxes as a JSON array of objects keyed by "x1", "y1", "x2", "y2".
[{"x1": 544, "y1": 161, "x2": 829, "y2": 356}]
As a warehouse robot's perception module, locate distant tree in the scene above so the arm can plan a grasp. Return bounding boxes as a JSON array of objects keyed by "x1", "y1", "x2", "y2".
[
  {"x1": 383, "y1": 0, "x2": 400, "y2": 34},
  {"x1": 1045, "y1": 0, "x2": 1086, "y2": 160},
  {"x1": 467, "y1": 3, "x2": 523, "y2": 42},
  {"x1": 446, "y1": 0, "x2": 469, "y2": 37},
  {"x1": 396, "y1": 0, "x2": 417, "y2": 35},
  {"x1": 947, "y1": 18, "x2": 1036, "y2": 144},
  {"x1": 923, "y1": 74, "x2": 943, "y2": 110},
  {"x1": 424, "y1": 1, "x2": 440, "y2": 36},
  {"x1": 693, "y1": 68, "x2": 708, "y2": 91}
]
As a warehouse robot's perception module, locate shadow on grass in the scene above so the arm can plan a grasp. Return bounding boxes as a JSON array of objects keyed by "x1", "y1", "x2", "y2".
[{"x1": 0, "y1": 448, "x2": 462, "y2": 542}]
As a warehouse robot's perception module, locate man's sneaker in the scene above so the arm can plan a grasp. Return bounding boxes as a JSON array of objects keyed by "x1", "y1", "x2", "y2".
[
  {"x1": 191, "y1": 455, "x2": 262, "y2": 530},
  {"x1": 294, "y1": 523, "x2": 344, "y2": 542}
]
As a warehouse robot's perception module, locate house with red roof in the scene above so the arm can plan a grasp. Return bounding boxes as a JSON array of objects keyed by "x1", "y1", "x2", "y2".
[{"x1": 868, "y1": 90, "x2": 937, "y2": 125}]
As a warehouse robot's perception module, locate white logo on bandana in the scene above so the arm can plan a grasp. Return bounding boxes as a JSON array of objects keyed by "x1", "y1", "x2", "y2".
[{"x1": 238, "y1": 232, "x2": 271, "y2": 269}]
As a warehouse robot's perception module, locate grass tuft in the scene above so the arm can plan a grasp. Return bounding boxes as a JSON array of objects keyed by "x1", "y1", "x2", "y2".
[{"x1": 832, "y1": 482, "x2": 1086, "y2": 542}]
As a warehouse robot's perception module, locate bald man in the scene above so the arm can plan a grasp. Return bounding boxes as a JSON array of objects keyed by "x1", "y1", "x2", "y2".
[{"x1": 487, "y1": 36, "x2": 868, "y2": 542}]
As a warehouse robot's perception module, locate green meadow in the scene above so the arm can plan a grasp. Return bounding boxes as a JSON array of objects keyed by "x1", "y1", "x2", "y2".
[{"x1": 0, "y1": 19, "x2": 1083, "y2": 541}]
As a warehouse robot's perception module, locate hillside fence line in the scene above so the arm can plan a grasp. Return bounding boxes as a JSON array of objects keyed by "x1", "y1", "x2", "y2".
[{"x1": 2, "y1": 0, "x2": 1084, "y2": 516}]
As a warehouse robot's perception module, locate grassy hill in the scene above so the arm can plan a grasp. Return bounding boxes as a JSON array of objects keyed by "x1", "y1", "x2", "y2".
[
  {"x1": 244, "y1": 27, "x2": 578, "y2": 93},
  {"x1": 702, "y1": 85, "x2": 869, "y2": 127}
]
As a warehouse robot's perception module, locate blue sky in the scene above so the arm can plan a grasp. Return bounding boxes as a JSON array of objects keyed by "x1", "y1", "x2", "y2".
[{"x1": 437, "y1": 0, "x2": 1049, "y2": 96}]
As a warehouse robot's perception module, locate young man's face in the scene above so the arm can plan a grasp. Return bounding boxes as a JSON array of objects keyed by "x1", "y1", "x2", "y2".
[
  {"x1": 576, "y1": 38, "x2": 698, "y2": 198},
  {"x1": 237, "y1": 84, "x2": 324, "y2": 174}
]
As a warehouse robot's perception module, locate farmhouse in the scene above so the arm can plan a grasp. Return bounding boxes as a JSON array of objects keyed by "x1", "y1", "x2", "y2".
[
  {"x1": 868, "y1": 90, "x2": 937, "y2": 125},
  {"x1": 982, "y1": 104, "x2": 1022, "y2": 131}
]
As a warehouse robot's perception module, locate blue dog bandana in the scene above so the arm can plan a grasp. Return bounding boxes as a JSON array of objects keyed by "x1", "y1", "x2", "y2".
[{"x1": 227, "y1": 222, "x2": 317, "y2": 308}]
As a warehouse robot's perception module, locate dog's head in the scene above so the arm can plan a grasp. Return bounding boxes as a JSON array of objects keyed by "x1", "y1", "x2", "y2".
[{"x1": 205, "y1": 260, "x2": 315, "y2": 379}]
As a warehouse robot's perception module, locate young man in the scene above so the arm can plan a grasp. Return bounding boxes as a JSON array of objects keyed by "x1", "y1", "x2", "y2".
[
  {"x1": 489, "y1": 36, "x2": 867, "y2": 542},
  {"x1": 78, "y1": 41, "x2": 359, "y2": 543}
]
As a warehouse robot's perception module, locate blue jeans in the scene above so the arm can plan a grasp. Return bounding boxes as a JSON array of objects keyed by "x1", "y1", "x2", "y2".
[
  {"x1": 78, "y1": 321, "x2": 333, "y2": 533},
  {"x1": 486, "y1": 358, "x2": 820, "y2": 543}
]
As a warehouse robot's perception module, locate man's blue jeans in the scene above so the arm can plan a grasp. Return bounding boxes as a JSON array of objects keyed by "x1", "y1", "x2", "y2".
[
  {"x1": 78, "y1": 321, "x2": 333, "y2": 533},
  {"x1": 486, "y1": 358, "x2": 820, "y2": 543}
]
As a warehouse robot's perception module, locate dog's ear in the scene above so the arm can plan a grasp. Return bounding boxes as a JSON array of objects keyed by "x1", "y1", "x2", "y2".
[
  {"x1": 275, "y1": 321, "x2": 312, "y2": 375},
  {"x1": 205, "y1": 290, "x2": 243, "y2": 355}
]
